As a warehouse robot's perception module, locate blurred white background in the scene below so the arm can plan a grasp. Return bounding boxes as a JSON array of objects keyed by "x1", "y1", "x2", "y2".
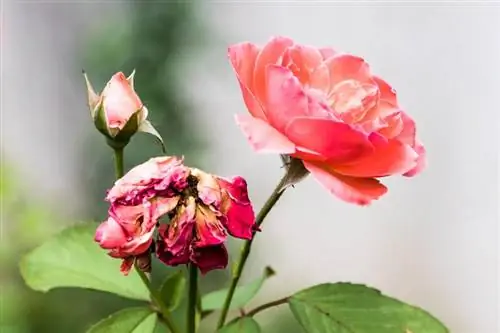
[{"x1": 2, "y1": 1, "x2": 499, "y2": 332}]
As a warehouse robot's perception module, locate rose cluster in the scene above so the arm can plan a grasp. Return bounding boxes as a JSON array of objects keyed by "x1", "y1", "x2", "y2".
[
  {"x1": 94, "y1": 156, "x2": 255, "y2": 275},
  {"x1": 229, "y1": 37, "x2": 426, "y2": 205}
]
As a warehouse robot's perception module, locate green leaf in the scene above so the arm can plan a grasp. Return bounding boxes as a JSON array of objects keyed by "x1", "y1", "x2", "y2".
[
  {"x1": 159, "y1": 270, "x2": 186, "y2": 311},
  {"x1": 218, "y1": 317, "x2": 261, "y2": 333},
  {"x1": 87, "y1": 307, "x2": 156, "y2": 333},
  {"x1": 19, "y1": 222, "x2": 149, "y2": 301},
  {"x1": 288, "y1": 283, "x2": 449, "y2": 333},
  {"x1": 138, "y1": 119, "x2": 166, "y2": 153},
  {"x1": 202, "y1": 266, "x2": 275, "y2": 312}
]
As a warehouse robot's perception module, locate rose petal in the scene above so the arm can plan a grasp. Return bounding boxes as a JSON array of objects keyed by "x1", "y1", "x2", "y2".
[
  {"x1": 163, "y1": 197, "x2": 196, "y2": 255},
  {"x1": 235, "y1": 114, "x2": 296, "y2": 154},
  {"x1": 217, "y1": 176, "x2": 255, "y2": 240},
  {"x1": 95, "y1": 218, "x2": 128, "y2": 249},
  {"x1": 191, "y1": 245, "x2": 228, "y2": 275},
  {"x1": 283, "y1": 44, "x2": 323, "y2": 84},
  {"x1": 319, "y1": 47, "x2": 337, "y2": 60},
  {"x1": 403, "y1": 141, "x2": 426, "y2": 177},
  {"x1": 101, "y1": 72, "x2": 143, "y2": 130},
  {"x1": 396, "y1": 111, "x2": 417, "y2": 147},
  {"x1": 120, "y1": 257, "x2": 134, "y2": 276},
  {"x1": 325, "y1": 54, "x2": 372, "y2": 91},
  {"x1": 333, "y1": 133, "x2": 418, "y2": 178},
  {"x1": 228, "y1": 42, "x2": 267, "y2": 120},
  {"x1": 195, "y1": 205, "x2": 227, "y2": 247},
  {"x1": 285, "y1": 117, "x2": 372, "y2": 163},
  {"x1": 303, "y1": 161, "x2": 388, "y2": 205},
  {"x1": 373, "y1": 76, "x2": 397, "y2": 104},
  {"x1": 253, "y1": 36, "x2": 294, "y2": 106}
]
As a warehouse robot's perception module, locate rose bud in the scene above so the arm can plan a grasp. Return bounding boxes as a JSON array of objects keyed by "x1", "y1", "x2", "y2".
[{"x1": 83, "y1": 70, "x2": 165, "y2": 150}]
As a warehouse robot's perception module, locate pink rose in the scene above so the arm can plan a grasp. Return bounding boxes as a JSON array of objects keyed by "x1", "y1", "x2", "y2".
[
  {"x1": 228, "y1": 36, "x2": 426, "y2": 205},
  {"x1": 95, "y1": 156, "x2": 256, "y2": 275}
]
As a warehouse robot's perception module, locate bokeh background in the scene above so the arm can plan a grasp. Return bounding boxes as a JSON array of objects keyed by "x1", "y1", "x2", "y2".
[{"x1": 1, "y1": 1, "x2": 498, "y2": 333}]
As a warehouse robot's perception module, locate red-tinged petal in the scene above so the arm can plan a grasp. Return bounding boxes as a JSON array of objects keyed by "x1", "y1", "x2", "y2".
[
  {"x1": 285, "y1": 44, "x2": 323, "y2": 84},
  {"x1": 156, "y1": 233, "x2": 191, "y2": 267},
  {"x1": 285, "y1": 117, "x2": 372, "y2": 163},
  {"x1": 253, "y1": 36, "x2": 294, "y2": 105},
  {"x1": 396, "y1": 111, "x2": 417, "y2": 147},
  {"x1": 120, "y1": 257, "x2": 134, "y2": 276},
  {"x1": 191, "y1": 245, "x2": 228, "y2": 275},
  {"x1": 319, "y1": 47, "x2": 337, "y2": 60},
  {"x1": 228, "y1": 43, "x2": 267, "y2": 120},
  {"x1": 102, "y1": 72, "x2": 143, "y2": 130},
  {"x1": 163, "y1": 197, "x2": 196, "y2": 256},
  {"x1": 303, "y1": 161, "x2": 388, "y2": 205},
  {"x1": 377, "y1": 111, "x2": 404, "y2": 139},
  {"x1": 373, "y1": 76, "x2": 397, "y2": 104},
  {"x1": 108, "y1": 204, "x2": 144, "y2": 235},
  {"x1": 217, "y1": 176, "x2": 255, "y2": 240},
  {"x1": 403, "y1": 142, "x2": 426, "y2": 177},
  {"x1": 195, "y1": 205, "x2": 227, "y2": 247},
  {"x1": 235, "y1": 114, "x2": 296, "y2": 154},
  {"x1": 309, "y1": 63, "x2": 330, "y2": 92},
  {"x1": 334, "y1": 134, "x2": 418, "y2": 178},
  {"x1": 325, "y1": 54, "x2": 372, "y2": 90},
  {"x1": 266, "y1": 65, "x2": 330, "y2": 131},
  {"x1": 95, "y1": 218, "x2": 128, "y2": 249}
]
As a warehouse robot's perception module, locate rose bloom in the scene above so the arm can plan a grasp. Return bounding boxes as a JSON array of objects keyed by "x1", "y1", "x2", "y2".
[
  {"x1": 228, "y1": 36, "x2": 426, "y2": 205},
  {"x1": 94, "y1": 156, "x2": 255, "y2": 275}
]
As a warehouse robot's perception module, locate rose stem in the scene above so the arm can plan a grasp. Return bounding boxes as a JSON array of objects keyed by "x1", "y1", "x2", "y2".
[
  {"x1": 112, "y1": 147, "x2": 180, "y2": 333},
  {"x1": 216, "y1": 172, "x2": 289, "y2": 328}
]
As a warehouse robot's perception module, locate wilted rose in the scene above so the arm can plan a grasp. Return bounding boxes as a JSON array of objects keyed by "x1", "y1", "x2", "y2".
[
  {"x1": 95, "y1": 156, "x2": 256, "y2": 275},
  {"x1": 156, "y1": 170, "x2": 256, "y2": 274},
  {"x1": 228, "y1": 36, "x2": 426, "y2": 205}
]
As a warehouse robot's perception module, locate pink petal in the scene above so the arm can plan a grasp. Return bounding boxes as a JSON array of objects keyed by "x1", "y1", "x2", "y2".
[
  {"x1": 265, "y1": 65, "x2": 312, "y2": 131},
  {"x1": 403, "y1": 142, "x2": 426, "y2": 177},
  {"x1": 228, "y1": 43, "x2": 267, "y2": 120},
  {"x1": 373, "y1": 76, "x2": 398, "y2": 104},
  {"x1": 95, "y1": 218, "x2": 128, "y2": 249},
  {"x1": 396, "y1": 111, "x2": 416, "y2": 147},
  {"x1": 163, "y1": 198, "x2": 196, "y2": 255},
  {"x1": 325, "y1": 54, "x2": 372, "y2": 90},
  {"x1": 102, "y1": 72, "x2": 143, "y2": 130},
  {"x1": 191, "y1": 245, "x2": 228, "y2": 275},
  {"x1": 108, "y1": 204, "x2": 144, "y2": 234},
  {"x1": 283, "y1": 44, "x2": 323, "y2": 84},
  {"x1": 303, "y1": 161, "x2": 388, "y2": 205},
  {"x1": 235, "y1": 114, "x2": 296, "y2": 154},
  {"x1": 285, "y1": 117, "x2": 372, "y2": 163},
  {"x1": 333, "y1": 134, "x2": 418, "y2": 178},
  {"x1": 253, "y1": 36, "x2": 294, "y2": 106},
  {"x1": 319, "y1": 47, "x2": 337, "y2": 60}
]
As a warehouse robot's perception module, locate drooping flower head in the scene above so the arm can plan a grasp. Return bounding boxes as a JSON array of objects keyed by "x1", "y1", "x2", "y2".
[
  {"x1": 228, "y1": 36, "x2": 426, "y2": 205},
  {"x1": 94, "y1": 156, "x2": 256, "y2": 275}
]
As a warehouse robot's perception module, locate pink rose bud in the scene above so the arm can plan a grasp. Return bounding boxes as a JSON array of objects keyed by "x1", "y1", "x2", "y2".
[
  {"x1": 228, "y1": 36, "x2": 426, "y2": 205},
  {"x1": 83, "y1": 70, "x2": 165, "y2": 150}
]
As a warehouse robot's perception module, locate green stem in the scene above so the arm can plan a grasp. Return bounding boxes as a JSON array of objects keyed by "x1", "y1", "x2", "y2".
[
  {"x1": 113, "y1": 146, "x2": 125, "y2": 178},
  {"x1": 246, "y1": 297, "x2": 289, "y2": 317},
  {"x1": 216, "y1": 173, "x2": 289, "y2": 328},
  {"x1": 112, "y1": 148, "x2": 180, "y2": 333},
  {"x1": 187, "y1": 264, "x2": 199, "y2": 333}
]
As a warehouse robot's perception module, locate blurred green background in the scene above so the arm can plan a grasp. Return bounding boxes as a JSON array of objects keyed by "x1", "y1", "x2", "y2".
[{"x1": 0, "y1": 2, "x2": 298, "y2": 332}]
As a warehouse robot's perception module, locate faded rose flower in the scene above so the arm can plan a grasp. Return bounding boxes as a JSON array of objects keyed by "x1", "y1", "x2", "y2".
[
  {"x1": 228, "y1": 36, "x2": 426, "y2": 205},
  {"x1": 84, "y1": 71, "x2": 164, "y2": 149},
  {"x1": 156, "y1": 171, "x2": 256, "y2": 274},
  {"x1": 95, "y1": 156, "x2": 256, "y2": 275}
]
